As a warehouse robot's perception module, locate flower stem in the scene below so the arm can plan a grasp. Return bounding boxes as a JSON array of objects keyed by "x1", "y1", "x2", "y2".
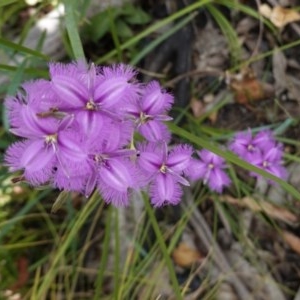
[
  {"x1": 64, "y1": 0, "x2": 86, "y2": 62},
  {"x1": 143, "y1": 194, "x2": 183, "y2": 299}
]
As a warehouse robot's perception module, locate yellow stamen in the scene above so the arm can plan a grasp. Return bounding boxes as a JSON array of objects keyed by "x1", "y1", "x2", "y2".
[
  {"x1": 160, "y1": 164, "x2": 167, "y2": 173},
  {"x1": 86, "y1": 100, "x2": 96, "y2": 110},
  {"x1": 45, "y1": 134, "x2": 57, "y2": 144},
  {"x1": 139, "y1": 112, "x2": 151, "y2": 124}
]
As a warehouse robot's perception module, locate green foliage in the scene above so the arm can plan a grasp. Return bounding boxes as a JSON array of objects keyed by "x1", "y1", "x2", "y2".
[
  {"x1": 83, "y1": 3, "x2": 151, "y2": 43},
  {"x1": 1, "y1": 0, "x2": 300, "y2": 298}
]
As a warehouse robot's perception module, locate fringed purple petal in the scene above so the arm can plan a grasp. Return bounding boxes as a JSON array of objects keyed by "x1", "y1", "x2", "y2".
[
  {"x1": 51, "y1": 76, "x2": 88, "y2": 107},
  {"x1": 98, "y1": 182, "x2": 130, "y2": 206},
  {"x1": 98, "y1": 120, "x2": 133, "y2": 151},
  {"x1": 266, "y1": 164, "x2": 287, "y2": 180},
  {"x1": 6, "y1": 95, "x2": 60, "y2": 138},
  {"x1": 138, "y1": 120, "x2": 171, "y2": 142},
  {"x1": 186, "y1": 159, "x2": 208, "y2": 181},
  {"x1": 229, "y1": 130, "x2": 254, "y2": 157},
  {"x1": 198, "y1": 149, "x2": 226, "y2": 167},
  {"x1": 53, "y1": 171, "x2": 88, "y2": 193},
  {"x1": 208, "y1": 168, "x2": 231, "y2": 193},
  {"x1": 150, "y1": 173, "x2": 182, "y2": 207},
  {"x1": 263, "y1": 145, "x2": 284, "y2": 162},
  {"x1": 57, "y1": 130, "x2": 90, "y2": 164},
  {"x1": 85, "y1": 170, "x2": 98, "y2": 198},
  {"x1": 50, "y1": 62, "x2": 89, "y2": 107},
  {"x1": 167, "y1": 144, "x2": 193, "y2": 172},
  {"x1": 20, "y1": 140, "x2": 55, "y2": 171},
  {"x1": 141, "y1": 81, "x2": 174, "y2": 114},
  {"x1": 253, "y1": 130, "x2": 275, "y2": 147},
  {"x1": 137, "y1": 142, "x2": 164, "y2": 174},
  {"x1": 98, "y1": 159, "x2": 136, "y2": 192},
  {"x1": 75, "y1": 110, "x2": 104, "y2": 137},
  {"x1": 22, "y1": 79, "x2": 59, "y2": 108},
  {"x1": 5, "y1": 140, "x2": 55, "y2": 185},
  {"x1": 97, "y1": 158, "x2": 140, "y2": 206},
  {"x1": 94, "y1": 64, "x2": 138, "y2": 108}
]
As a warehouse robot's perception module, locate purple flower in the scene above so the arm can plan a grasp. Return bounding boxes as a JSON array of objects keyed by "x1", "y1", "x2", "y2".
[
  {"x1": 187, "y1": 150, "x2": 231, "y2": 193},
  {"x1": 5, "y1": 80, "x2": 59, "y2": 138},
  {"x1": 137, "y1": 142, "x2": 192, "y2": 206},
  {"x1": 229, "y1": 130, "x2": 256, "y2": 161},
  {"x1": 250, "y1": 145, "x2": 287, "y2": 180},
  {"x1": 125, "y1": 81, "x2": 173, "y2": 142},
  {"x1": 229, "y1": 129, "x2": 286, "y2": 180},
  {"x1": 49, "y1": 62, "x2": 139, "y2": 136},
  {"x1": 229, "y1": 129, "x2": 276, "y2": 162},
  {"x1": 5, "y1": 116, "x2": 86, "y2": 186},
  {"x1": 52, "y1": 119, "x2": 137, "y2": 204},
  {"x1": 88, "y1": 143, "x2": 140, "y2": 206}
]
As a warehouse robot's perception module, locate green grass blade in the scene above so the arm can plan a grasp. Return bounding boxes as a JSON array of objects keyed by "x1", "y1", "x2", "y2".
[
  {"x1": 168, "y1": 123, "x2": 300, "y2": 200},
  {"x1": 0, "y1": 37, "x2": 49, "y2": 60},
  {"x1": 233, "y1": 39, "x2": 300, "y2": 72},
  {"x1": 113, "y1": 208, "x2": 121, "y2": 300},
  {"x1": 0, "y1": 190, "x2": 50, "y2": 242},
  {"x1": 143, "y1": 193, "x2": 183, "y2": 300},
  {"x1": 0, "y1": 0, "x2": 19, "y2": 7},
  {"x1": 96, "y1": 0, "x2": 213, "y2": 64},
  {"x1": 35, "y1": 191, "x2": 101, "y2": 299},
  {"x1": 207, "y1": 4, "x2": 241, "y2": 66},
  {"x1": 130, "y1": 12, "x2": 197, "y2": 66},
  {"x1": 93, "y1": 206, "x2": 112, "y2": 299},
  {"x1": 64, "y1": 0, "x2": 86, "y2": 61},
  {"x1": 0, "y1": 64, "x2": 48, "y2": 77},
  {"x1": 108, "y1": 8, "x2": 122, "y2": 62}
]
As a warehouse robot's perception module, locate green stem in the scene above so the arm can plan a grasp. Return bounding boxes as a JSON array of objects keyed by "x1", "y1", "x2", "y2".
[
  {"x1": 113, "y1": 207, "x2": 120, "y2": 300},
  {"x1": 35, "y1": 191, "x2": 101, "y2": 299},
  {"x1": 96, "y1": 0, "x2": 213, "y2": 64},
  {"x1": 64, "y1": 0, "x2": 86, "y2": 61},
  {"x1": 93, "y1": 206, "x2": 113, "y2": 300},
  {"x1": 143, "y1": 194, "x2": 183, "y2": 299}
]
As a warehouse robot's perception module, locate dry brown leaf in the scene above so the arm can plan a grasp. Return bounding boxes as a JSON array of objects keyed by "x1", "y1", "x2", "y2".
[
  {"x1": 208, "y1": 110, "x2": 218, "y2": 123},
  {"x1": 172, "y1": 242, "x2": 202, "y2": 267},
  {"x1": 220, "y1": 195, "x2": 298, "y2": 225},
  {"x1": 226, "y1": 68, "x2": 274, "y2": 104},
  {"x1": 282, "y1": 231, "x2": 300, "y2": 255},
  {"x1": 190, "y1": 97, "x2": 204, "y2": 118},
  {"x1": 259, "y1": 4, "x2": 300, "y2": 28}
]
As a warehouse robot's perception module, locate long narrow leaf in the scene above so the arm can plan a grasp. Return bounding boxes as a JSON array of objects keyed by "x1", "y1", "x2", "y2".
[
  {"x1": 0, "y1": 37, "x2": 49, "y2": 60},
  {"x1": 96, "y1": 0, "x2": 213, "y2": 63},
  {"x1": 0, "y1": 0, "x2": 19, "y2": 7},
  {"x1": 64, "y1": 0, "x2": 86, "y2": 61},
  {"x1": 143, "y1": 193, "x2": 183, "y2": 299},
  {"x1": 130, "y1": 12, "x2": 197, "y2": 66}
]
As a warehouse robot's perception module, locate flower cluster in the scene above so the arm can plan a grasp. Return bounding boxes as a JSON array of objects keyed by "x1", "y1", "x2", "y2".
[
  {"x1": 229, "y1": 130, "x2": 287, "y2": 180},
  {"x1": 5, "y1": 61, "x2": 286, "y2": 207},
  {"x1": 5, "y1": 62, "x2": 180, "y2": 206}
]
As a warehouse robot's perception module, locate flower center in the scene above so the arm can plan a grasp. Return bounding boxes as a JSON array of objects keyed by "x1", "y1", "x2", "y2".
[
  {"x1": 160, "y1": 164, "x2": 167, "y2": 173},
  {"x1": 94, "y1": 154, "x2": 109, "y2": 164},
  {"x1": 247, "y1": 144, "x2": 254, "y2": 151},
  {"x1": 139, "y1": 112, "x2": 152, "y2": 124},
  {"x1": 263, "y1": 161, "x2": 269, "y2": 168},
  {"x1": 86, "y1": 99, "x2": 97, "y2": 110},
  {"x1": 208, "y1": 163, "x2": 214, "y2": 169},
  {"x1": 45, "y1": 133, "x2": 57, "y2": 144}
]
